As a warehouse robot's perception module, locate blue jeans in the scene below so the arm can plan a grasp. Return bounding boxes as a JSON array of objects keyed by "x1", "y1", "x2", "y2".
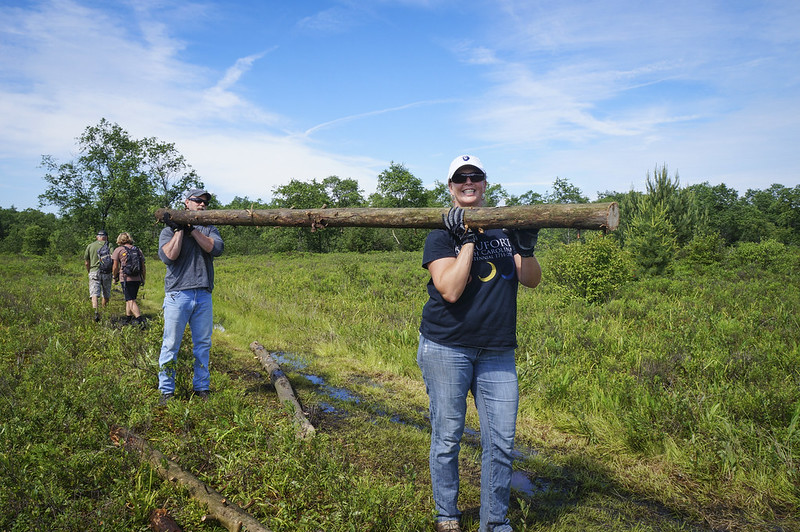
[
  {"x1": 417, "y1": 334, "x2": 518, "y2": 532},
  {"x1": 158, "y1": 289, "x2": 213, "y2": 394}
]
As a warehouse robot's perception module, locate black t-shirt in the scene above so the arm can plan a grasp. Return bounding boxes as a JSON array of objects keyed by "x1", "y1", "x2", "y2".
[{"x1": 419, "y1": 229, "x2": 519, "y2": 349}]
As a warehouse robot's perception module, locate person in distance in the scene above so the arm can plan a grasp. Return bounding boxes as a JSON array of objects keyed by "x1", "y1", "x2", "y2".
[
  {"x1": 83, "y1": 229, "x2": 113, "y2": 322},
  {"x1": 111, "y1": 232, "x2": 146, "y2": 326}
]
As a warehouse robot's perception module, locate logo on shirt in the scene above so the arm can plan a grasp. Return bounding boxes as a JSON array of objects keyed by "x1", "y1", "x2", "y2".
[{"x1": 457, "y1": 235, "x2": 516, "y2": 283}]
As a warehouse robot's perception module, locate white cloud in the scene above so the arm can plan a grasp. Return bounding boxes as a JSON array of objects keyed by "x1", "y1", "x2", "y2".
[
  {"x1": 0, "y1": 0, "x2": 382, "y2": 206},
  {"x1": 175, "y1": 132, "x2": 383, "y2": 202},
  {"x1": 296, "y1": 6, "x2": 359, "y2": 33}
]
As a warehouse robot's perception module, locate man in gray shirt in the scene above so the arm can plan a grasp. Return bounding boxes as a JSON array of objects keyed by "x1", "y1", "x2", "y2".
[{"x1": 157, "y1": 188, "x2": 224, "y2": 405}]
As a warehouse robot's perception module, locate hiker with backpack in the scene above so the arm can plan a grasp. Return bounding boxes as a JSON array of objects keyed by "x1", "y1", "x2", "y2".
[
  {"x1": 83, "y1": 229, "x2": 113, "y2": 322},
  {"x1": 112, "y1": 232, "x2": 146, "y2": 326}
]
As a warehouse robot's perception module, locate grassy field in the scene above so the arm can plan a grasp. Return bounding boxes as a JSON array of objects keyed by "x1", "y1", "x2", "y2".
[{"x1": 1, "y1": 246, "x2": 798, "y2": 531}]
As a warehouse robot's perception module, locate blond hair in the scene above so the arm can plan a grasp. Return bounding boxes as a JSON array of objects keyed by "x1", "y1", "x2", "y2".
[{"x1": 116, "y1": 232, "x2": 134, "y2": 245}]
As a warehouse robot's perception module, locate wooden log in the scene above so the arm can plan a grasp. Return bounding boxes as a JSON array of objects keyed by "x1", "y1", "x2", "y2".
[
  {"x1": 154, "y1": 202, "x2": 619, "y2": 231},
  {"x1": 110, "y1": 426, "x2": 272, "y2": 532},
  {"x1": 250, "y1": 341, "x2": 316, "y2": 440}
]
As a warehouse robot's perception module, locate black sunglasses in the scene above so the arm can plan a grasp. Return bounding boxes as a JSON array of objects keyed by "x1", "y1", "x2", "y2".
[
  {"x1": 450, "y1": 172, "x2": 485, "y2": 184},
  {"x1": 188, "y1": 197, "x2": 209, "y2": 205}
]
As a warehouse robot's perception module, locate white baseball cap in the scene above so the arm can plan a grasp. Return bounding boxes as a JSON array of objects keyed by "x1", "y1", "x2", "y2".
[{"x1": 447, "y1": 154, "x2": 486, "y2": 182}]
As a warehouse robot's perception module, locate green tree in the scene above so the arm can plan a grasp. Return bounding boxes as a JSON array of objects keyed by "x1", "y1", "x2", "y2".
[
  {"x1": 273, "y1": 178, "x2": 330, "y2": 209},
  {"x1": 322, "y1": 176, "x2": 395, "y2": 252},
  {"x1": 0, "y1": 208, "x2": 58, "y2": 255},
  {"x1": 625, "y1": 200, "x2": 678, "y2": 276},
  {"x1": 506, "y1": 190, "x2": 545, "y2": 206},
  {"x1": 370, "y1": 162, "x2": 430, "y2": 250},
  {"x1": 614, "y1": 166, "x2": 705, "y2": 273},
  {"x1": 484, "y1": 183, "x2": 508, "y2": 207},
  {"x1": 271, "y1": 178, "x2": 336, "y2": 252},
  {"x1": 686, "y1": 181, "x2": 792, "y2": 245},
  {"x1": 22, "y1": 225, "x2": 50, "y2": 255},
  {"x1": 39, "y1": 119, "x2": 201, "y2": 253},
  {"x1": 686, "y1": 182, "x2": 741, "y2": 244},
  {"x1": 323, "y1": 176, "x2": 365, "y2": 207},
  {"x1": 429, "y1": 181, "x2": 451, "y2": 207},
  {"x1": 371, "y1": 162, "x2": 429, "y2": 208},
  {"x1": 743, "y1": 184, "x2": 800, "y2": 245},
  {"x1": 640, "y1": 165, "x2": 704, "y2": 246},
  {"x1": 541, "y1": 177, "x2": 589, "y2": 246},
  {"x1": 546, "y1": 176, "x2": 589, "y2": 204},
  {"x1": 143, "y1": 137, "x2": 203, "y2": 208},
  {"x1": 40, "y1": 119, "x2": 147, "y2": 233},
  {"x1": 216, "y1": 196, "x2": 273, "y2": 255},
  {"x1": 676, "y1": 231, "x2": 726, "y2": 273}
]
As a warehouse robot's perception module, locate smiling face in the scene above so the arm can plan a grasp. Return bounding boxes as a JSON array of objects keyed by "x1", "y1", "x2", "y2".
[{"x1": 448, "y1": 164, "x2": 487, "y2": 208}]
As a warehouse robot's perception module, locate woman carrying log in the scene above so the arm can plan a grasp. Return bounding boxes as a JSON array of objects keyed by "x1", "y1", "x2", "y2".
[{"x1": 417, "y1": 155, "x2": 542, "y2": 532}]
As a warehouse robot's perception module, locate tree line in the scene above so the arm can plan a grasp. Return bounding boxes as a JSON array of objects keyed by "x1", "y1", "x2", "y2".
[{"x1": 1, "y1": 119, "x2": 797, "y2": 273}]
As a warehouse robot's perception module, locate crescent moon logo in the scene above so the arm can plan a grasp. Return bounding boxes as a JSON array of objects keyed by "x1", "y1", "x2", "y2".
[
  {"x1": 501, "y1": 265, "x2": 515, "y2": 280},
  {"x1": 479, "y1": 261, "x2": 497, "y2": 282}
]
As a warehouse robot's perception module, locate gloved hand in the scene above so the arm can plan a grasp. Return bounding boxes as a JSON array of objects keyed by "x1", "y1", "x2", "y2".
[
  {"x1": 443, "y1": 206, "x2": 477, "y2": 245},
  {"x1": 162, "y1": 212, "x2": 185, "y2": 232},
  {"x1": 503, "y1": 228, "x2": 539, "y2": 257}
]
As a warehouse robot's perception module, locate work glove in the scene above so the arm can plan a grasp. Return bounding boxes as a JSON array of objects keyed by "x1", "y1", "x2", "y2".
[
  {"x1": 443, "y1": 206, "x2": 477, "y2": 245},
  {"x1": 161, "y1": 212, "x2": 185, "y2": 232},
  {"x1": 503, "y1": 228, "x2": 539, "y2": 257}
]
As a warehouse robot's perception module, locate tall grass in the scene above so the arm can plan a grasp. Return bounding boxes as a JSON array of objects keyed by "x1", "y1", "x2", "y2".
[
  {"x1": 212, "y1": 249, "x2": 800, "y2": 528},
  {"x1": 0, "y1": 254, "x2": 432, "y2": 531},
  {"x1": 2, "y1": 247, "x2": 798, "y2": 531},
  {"x1": 213, "y1": 252, "x2": 429, "y2": 378},
  {"x1": 516, "y1": 260, "x2": 800, "y2": 522}
]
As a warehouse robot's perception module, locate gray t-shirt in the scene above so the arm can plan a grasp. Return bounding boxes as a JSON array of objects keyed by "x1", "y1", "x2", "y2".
[{"x1": 158, "y1": 225, "x2": 224, "y2": 292}]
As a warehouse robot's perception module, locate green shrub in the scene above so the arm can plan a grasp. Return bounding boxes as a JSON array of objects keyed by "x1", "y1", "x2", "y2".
[
  {"x1": 546, "y1": 235, "x2": 635, "y2": 303},
  {"x1": 678, "y1": 231, "x2": 725, "y2": 266},
  {"x1": 674, "y1": 231, "x2": 726, "y2": 277},
  {"x1": 725, "y1": 239, "x2": 793, "y2": 273}
]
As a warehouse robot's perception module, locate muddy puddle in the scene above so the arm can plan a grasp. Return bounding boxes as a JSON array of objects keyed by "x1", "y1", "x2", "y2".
[{"x1": 271, "y1": 351, "x2": 549, "y2": 497}]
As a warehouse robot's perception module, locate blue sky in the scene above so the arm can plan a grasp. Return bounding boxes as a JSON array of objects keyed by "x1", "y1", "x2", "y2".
[{"x1": 1, "y1": 0, "x2": 798, "y2": 211}]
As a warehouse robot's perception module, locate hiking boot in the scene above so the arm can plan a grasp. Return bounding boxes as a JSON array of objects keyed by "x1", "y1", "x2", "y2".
[
  {"x1": 121, "y1": 315, "x2": 132, "y2": 325},
  {"x1": 193, "y1": 390, "x2": 210, "y2": 401},
  {"x1": 135, "y1": 316, "x2": 148, "y2": 328},
  {"x1": 94, "y1": 311, "x2": 100, "y2": 322},
  {"x1": 434, "y1": 521, "x2": 461, "y2": 532},
  {"x1": 159, "y1": 393, "x2": 174, "y2": 406}
]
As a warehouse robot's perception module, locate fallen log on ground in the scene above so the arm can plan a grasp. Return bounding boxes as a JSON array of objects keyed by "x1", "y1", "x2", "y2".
[
  {"x1": 154, "y1": 202, "x2": 619, "y2": 231},
  {"x1": 110, "y1": 426, "x2": 272, "y2": 532},
  {"x1": 250, "y1": 341, "x2": 316, "y2": 440}
]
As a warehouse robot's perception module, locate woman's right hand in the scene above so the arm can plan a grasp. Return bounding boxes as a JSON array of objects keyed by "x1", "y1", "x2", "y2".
[{"x1": 442, "y1": 206, "x2": 476, "y2": 245}]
